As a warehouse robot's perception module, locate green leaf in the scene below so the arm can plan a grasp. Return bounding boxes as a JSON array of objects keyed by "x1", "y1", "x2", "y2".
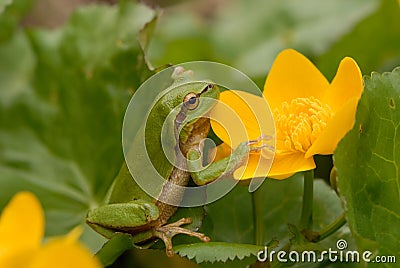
[
  {"x1": 335, "y1": 67, "x2": 400, "y2": 264},
  {"x1": 198, "y1": 175, "x2": 355, "y2": 267},
  {"x1": 138, "y1": 13, "x2": 158, "y2": 71},
  {"x1": 203, "y1": 175, "x2": 347, "y2": 245},
  {"x1": 174, "y1": 242, "x2": 263, "y2": 264},
  {"x1": 96, "y1": 233, "x2": 137, "y2": 267},
  {"x1": 0, "y1": 2, "x2": 155, "y2": 252},
  {"x1": 201, "y1": 182, "x2": 253, "y2": 244},
  {"x1": 172, "y1": 207, "x2": 207, "y2": 236}
]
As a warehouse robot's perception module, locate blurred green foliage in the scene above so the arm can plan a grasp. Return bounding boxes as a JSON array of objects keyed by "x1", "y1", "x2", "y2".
[
  {"x1": 0, "y1": 0, "x2": 155, "y2": 251},
  {"x1": 317, "y1": 0, "x2": 400, "y2": 80},
  {"x1": 0, "y1": 0, "x2": 399, "y2": 267},
  {"x1": 148, "y1": 0, "x2": 400, "y2": 86},
  {"x1": 0, "y1": 0, "x2": 33, "y2": 40}
]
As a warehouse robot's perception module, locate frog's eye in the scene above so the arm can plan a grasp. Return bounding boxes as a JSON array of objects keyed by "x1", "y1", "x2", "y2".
[{"x1": 183, "y1": 92, "x2": 199, "y2": 110}]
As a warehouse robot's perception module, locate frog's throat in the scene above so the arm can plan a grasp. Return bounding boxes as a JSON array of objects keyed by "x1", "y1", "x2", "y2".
[
  {"x1": 155, "y1": 116, "x2": 210, "y2": 224},
  {"x1": 155, "y1": 103, "x2": 210, "y2": 220}
]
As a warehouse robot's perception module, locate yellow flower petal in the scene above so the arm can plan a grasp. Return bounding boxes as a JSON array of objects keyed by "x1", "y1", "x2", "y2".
[
  {"x1": 28, "y1": 226, "x2": 102, "y2": 268},
  {"x1": 305, "y1": 97, "x2": 359, "y2": 158},
  {"x1": 0, "y1": 249, "x2": 37, "y2": 268},
  {"x1": 0, "y1": 192, "x2": 44, "y2": 261},
  {"x1": 269, "y1": 172, "x2": 296, "y2": 180},
  {"x1": 263, "y1": 49, "x2": 329, "y2": 109},
  {"x1": 322, "y1": 57, "x2": 363, "y2": 113},
  {"x1": 209, "y1": 142, "x2": 232, "y2": 163},
  {"x1": 268, "y1": 152, "x2": 316, "y2": 179},
  {"x1": 233, "y1": 153, "x2": 273, "y2": 180},
  {"x1": 210, "y1": 90, "x2": 274, "y2": 149},
  {"x1": 210, "y1": 143, "x2": 273, "y2": 180}
]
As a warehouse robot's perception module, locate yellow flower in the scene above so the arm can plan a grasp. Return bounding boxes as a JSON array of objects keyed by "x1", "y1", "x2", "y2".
[
  {"x1": 211, "y1": 49, "x2": 363, "y2": 179},
  {"x1": 0, "y1": 191, "x2": 102, "y2": 268},
  {"x1": 210, "y1": 90, "x2": 275, "y2": 180}
]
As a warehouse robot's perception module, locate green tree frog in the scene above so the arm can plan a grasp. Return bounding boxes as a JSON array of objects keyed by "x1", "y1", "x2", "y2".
[{"x1": 86, "y1": 67, "x2": 267, "y2": 256}]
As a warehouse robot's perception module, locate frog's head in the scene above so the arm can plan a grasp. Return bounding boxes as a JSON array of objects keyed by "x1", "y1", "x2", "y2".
[
  {"x1": 185, "y1": 82, "x2": 218, "y2": 112},
  {"x1": 173, "y1": 80, "x2": 219, "y2": 144},
  {"x1": 157, "y1": 67, "x2": 220, "y2": 125},
  {"x1": 146, "y1": 68, "x2": 220, "y2": 150}
]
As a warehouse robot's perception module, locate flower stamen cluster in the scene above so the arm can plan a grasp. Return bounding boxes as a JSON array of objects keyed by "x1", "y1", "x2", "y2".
[{"x1": 274, "y1": 97, "x2": 333, "y2": 154}]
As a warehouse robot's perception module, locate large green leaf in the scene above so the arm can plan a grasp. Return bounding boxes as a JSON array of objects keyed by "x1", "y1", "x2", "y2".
[
  {"x1": 0, "y1": 2, "x2": 155, "y2": 251},
  {"x1": 335, "y1": 67, "x2": 400, "y2": 266}
]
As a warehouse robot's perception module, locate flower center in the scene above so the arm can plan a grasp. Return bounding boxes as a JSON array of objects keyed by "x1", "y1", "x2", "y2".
[{"x1": 273, "y1": 97, "x2": 333, "y2": 154}]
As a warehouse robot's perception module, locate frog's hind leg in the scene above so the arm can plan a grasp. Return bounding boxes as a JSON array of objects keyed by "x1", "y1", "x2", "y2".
[{"x1": 153, "y1": 217, "x2": 210, "y2": 257}]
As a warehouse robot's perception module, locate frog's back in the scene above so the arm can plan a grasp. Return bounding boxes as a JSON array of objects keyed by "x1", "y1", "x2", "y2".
[
  {"x1": 114, "y1": 70, "x2": 216, "y2": 221},
  {"x1": 104, "y1": 161, "x2": 155, "y2": 204}
]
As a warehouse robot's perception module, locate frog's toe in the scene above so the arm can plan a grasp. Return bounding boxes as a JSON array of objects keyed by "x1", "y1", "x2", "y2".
[
  {"x1": 247, "y1": 134, "x2": 275, "y2": 152},
  {"x1": 153, "y1": 217, "x2": 210, "y2": 257},
  {"x1": 167, "y1": 217, "x2": 192, "y2": 227}
]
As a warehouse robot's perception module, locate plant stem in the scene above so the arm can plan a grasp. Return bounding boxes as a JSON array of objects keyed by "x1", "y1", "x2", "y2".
[
  {"x1": 299, "y1": 170, "x2": 314, "y2": 230},
  {"x1": 317, "y1": 212, "x2": 347, "y2": 241},
  {"x1": 252, "y1": 187, "x2": 264, "y2": 246}
]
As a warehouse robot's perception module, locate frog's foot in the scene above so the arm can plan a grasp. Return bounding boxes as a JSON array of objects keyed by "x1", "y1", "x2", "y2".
[
  {"x1": 247, "y1": 134, "x2": 274, "y2": 152},
  {"x1": 153, "y1": 217, "x2": 210, "y2": 257}
]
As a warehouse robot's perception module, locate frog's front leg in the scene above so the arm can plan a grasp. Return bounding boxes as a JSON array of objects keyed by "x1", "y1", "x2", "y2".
[
  {"x1": 188, "y1": 135, "x2": 272, "y2": 185},
  {"x1": 153, "y1": 217, "x2": 210, "y2": 257}
]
